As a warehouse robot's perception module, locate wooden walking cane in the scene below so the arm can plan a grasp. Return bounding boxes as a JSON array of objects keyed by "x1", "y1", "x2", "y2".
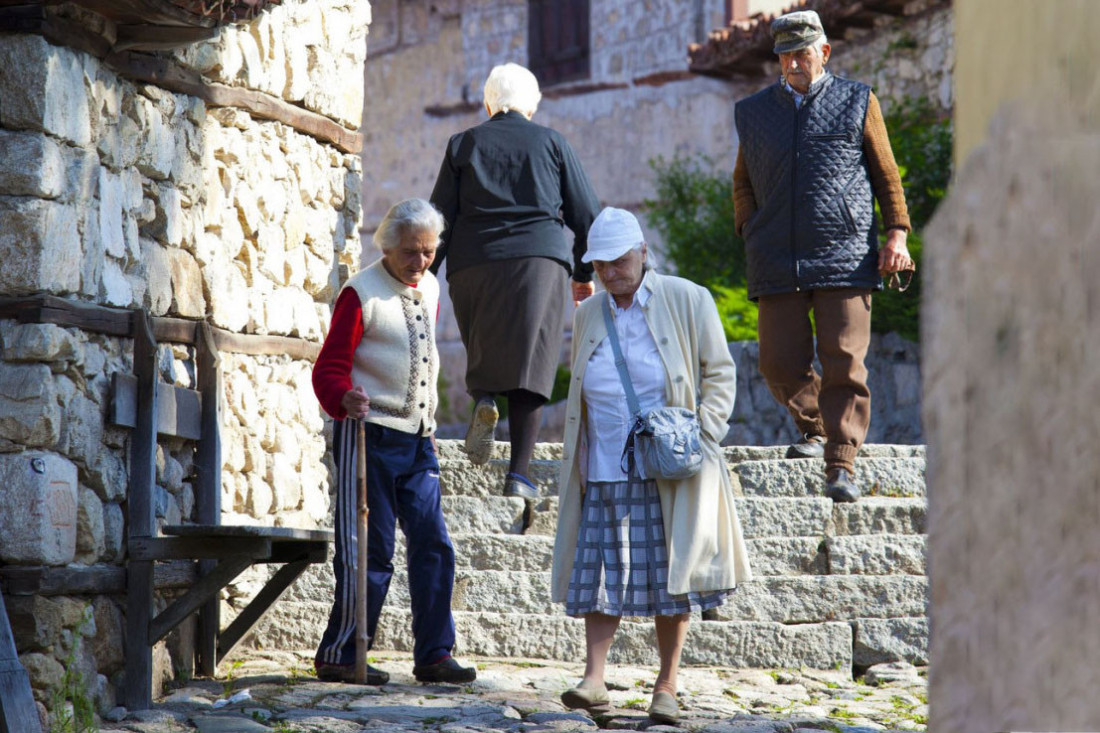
[{"x1": 355, "y1": 419, "x2": 370, "y2": 684}]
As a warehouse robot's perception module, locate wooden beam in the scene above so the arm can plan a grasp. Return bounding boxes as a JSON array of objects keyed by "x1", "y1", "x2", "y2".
[
  {"x1": 217, "y1": 559, "x2": 309, "y2": 662},
  {"x1": 129, "y1": 536, "x2": 273, "y2": 562},
  {"x1": 153, "y1": 316, "x2": 321, "y2": 360},
  {"x1": 110, "y1": 373, "x2": 203, "y2": 440},
  {"x1": 124, "y1": 310, "x2": 158, "y2": 711},
  {"x1": 194, "y1": 322, "x2": 222, "y2": 678},
  {"x1": 0, "y1": 591, "x2": 43, "y2": 733},
  {"x1": 0, "y1": 563, "x2": 197, "y2": 596},
  {"x1": 113, "y1": 23, "x2": 218, "y2": 51},
  {"x1": 106, "y1": 50, "x2": 362, "y2": 154},
  {"x1": 0, "y1": 295, "x2": 132, "y2": 337},
  {"x1": 148, "y1": 555, "x2": 253, "y2": 644}
]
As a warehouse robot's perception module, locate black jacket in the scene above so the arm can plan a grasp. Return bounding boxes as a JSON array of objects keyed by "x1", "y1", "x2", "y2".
[
  {"x1": 734, "y1": 74, "x2": 879, "y2": 299},
  {"x1": 429, "y1": 111, "x2": 601, "y2": 282}
]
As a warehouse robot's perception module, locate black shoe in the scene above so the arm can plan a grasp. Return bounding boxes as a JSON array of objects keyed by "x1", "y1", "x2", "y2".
[
  {"x1": 824, "y1": 468, "x2": 860, "y2": 503},
  {"x1": 413, "y1": 656, "x2": 477, "y2": 684},
  {"x1": 315, "y1": 662, "x2": 389, "y2": 685},
  {"x1": 786, "y1": 433, "x2": 826, "y2": 459},
  {"x1": 503, "y1": 472, "x2": 539, "y2": 500}
]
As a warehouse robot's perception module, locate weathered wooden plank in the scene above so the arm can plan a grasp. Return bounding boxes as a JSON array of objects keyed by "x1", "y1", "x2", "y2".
[
  {"x1": 124, "y1": 311, "x2": 158, "y2": 711},
  {"x1": 149, "y1": 555, "x2": 253, "y2": 645},
  {"x1": 0, "y1": 563, "x2": 196, "y2": 596},
  {"x1": 217, "y1": 559, "x2": 310, "y2": 663},
  {"x1": 129, "y1": 536, "x2": 273, "y2": 562},
  {"x1": 113, "y1": 23, "x2": 217, "y2": 51},
  {"x1": 106, "y1": 50, "x2": 362, "y2": 154},
  {"x1": 88, "y1": 0, "x2": 216, "y2": 28},
  {"x1": 0, "y1": 591, "x2": 43, "y2": 733},
  {"x1": 0, "y1": 295, "x2": 132, "y2": 336},
  {"x1": 110, "y1": 373, "x2": 203, "y2": 440},
  {"x1": 194, "y1": 323, "x2": 222, "y2": 678},
  {"x1": 163, "y1": 525, "x2": 334, "y2": 543},
  {"x1": 211, "y1": 329, "x2": 321, "y2": 361}
]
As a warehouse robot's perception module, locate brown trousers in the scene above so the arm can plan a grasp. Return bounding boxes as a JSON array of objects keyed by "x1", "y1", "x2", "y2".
[{"x1": 757, "y1": 289, "x2": 872, "y2": 472}]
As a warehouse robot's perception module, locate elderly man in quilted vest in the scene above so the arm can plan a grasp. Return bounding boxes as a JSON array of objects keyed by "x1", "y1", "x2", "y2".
[{"x1": 733, "y1": 10, "x2": 914, "y2": 502}]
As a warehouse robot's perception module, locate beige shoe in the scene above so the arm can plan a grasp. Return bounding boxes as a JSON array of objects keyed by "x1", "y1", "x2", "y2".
[
  {"x1": 561, "y1": 682, "x2": 610, "y2": 713},
  {"x1": 464, "y1": 397, "x2": 498, "y2": 465},
  {"x1": 648, "y1": 690, "x2": 679, "y2": 724}
]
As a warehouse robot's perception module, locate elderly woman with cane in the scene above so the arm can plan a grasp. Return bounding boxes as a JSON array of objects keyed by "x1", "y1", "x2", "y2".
[
  {"x1": 312, "y1": 198, "x2": 476, "y2": 685},
  {"x1": 429, "y1": 62, "x2": 601, "y2": 499},
  {"x1": 551, "y1": 208, "x2": 753, "y2": 724}
]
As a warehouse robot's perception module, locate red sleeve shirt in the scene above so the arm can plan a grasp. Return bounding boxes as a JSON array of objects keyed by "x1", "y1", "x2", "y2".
[{"x1": 312, "y1": 287, "x2": 364, "y2": 420}]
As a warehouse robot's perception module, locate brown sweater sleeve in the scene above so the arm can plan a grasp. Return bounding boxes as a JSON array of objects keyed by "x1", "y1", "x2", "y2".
[
  {"x1": 732, "y1": 146, "x2": 757, "y2": 237},
  {"x1": 863, "y1": 92, "x2": 911, "y2": 232}
]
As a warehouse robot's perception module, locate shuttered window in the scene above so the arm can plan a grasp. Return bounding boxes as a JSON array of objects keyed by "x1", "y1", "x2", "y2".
[{"x1": 528, "y1": 0, "x2": 590, "y2": 86}]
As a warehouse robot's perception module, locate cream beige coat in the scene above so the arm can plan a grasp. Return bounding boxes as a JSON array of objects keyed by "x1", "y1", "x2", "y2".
[{"x1": 551, "y1": 272, "x2": 753, "y2": 601}]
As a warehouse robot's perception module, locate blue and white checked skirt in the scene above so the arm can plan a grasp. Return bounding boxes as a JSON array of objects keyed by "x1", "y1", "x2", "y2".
[{"x1": 565, "y1": 475, "x2": 734, "y2": 617}]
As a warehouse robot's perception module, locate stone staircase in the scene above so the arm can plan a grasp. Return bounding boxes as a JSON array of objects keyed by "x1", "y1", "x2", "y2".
[{"x1": 373, "y1": 440, "x2": 928, "y2": 673}]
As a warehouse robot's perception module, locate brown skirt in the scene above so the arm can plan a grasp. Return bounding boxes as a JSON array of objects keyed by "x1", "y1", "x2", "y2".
[{"x1": 448, "y1": 257, "x2": 569, "y2": 400}]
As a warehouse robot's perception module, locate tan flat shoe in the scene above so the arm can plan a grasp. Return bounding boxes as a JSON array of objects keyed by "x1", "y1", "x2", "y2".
[
  {"x1": 648, "y1": 690, "x2": 679, "y2": 724},
  {"x1": 561, "y1": 682, "x2": 610, "y2": 713}
]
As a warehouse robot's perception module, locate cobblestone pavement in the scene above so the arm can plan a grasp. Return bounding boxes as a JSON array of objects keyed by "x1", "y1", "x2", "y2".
[{"x1": 99, "y1": 651, "x2": 928, "y2": 732}]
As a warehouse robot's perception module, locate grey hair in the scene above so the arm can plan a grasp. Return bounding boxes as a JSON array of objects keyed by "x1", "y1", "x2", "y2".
[
  {"x1": 812, "y1": 35, "x2": 829, "y2": 54},
  {"x1": 373, "y1": 198, "x2": 446, "y2": 252},
  {"x1": 483, "y1": 63, "x2": 542, "y2": 118}
]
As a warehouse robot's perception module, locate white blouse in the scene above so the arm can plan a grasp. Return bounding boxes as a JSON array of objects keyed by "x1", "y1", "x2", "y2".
[{"x1": 581, "y1": 272, "x2": 668, "y2": 482}]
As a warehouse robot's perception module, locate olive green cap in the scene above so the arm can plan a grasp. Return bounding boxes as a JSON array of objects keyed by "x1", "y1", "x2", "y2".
[{"x1": 771, "y1": 10, "x2": 825, "y2": 54}]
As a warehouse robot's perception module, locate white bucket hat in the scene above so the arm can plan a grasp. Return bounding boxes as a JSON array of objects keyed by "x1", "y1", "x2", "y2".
[{"x1": 581, "y1": 207, "x2": 644, "y2": 263}]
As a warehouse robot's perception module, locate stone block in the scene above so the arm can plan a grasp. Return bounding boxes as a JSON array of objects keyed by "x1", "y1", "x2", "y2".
[
  {"x1": 0, "y1": 197, "x2": 81, "y2": 295},
  {"x1": 76, "y1": 486, "x2": 106, "y2": 561},
  {"x1": 100, "y1": 259, "x2": 133, "y2": 307},
  {"x1": 167, "y1": 247, "x2": 206, "y2": 317},
  {"x1": 0, "y1": 35, "x2": 90, "y2": 146},
  {"x1": 735, "y1": 458, "x2": 926, "y2": 498},
  {"x1": 712, "y1": 576, "x2": 928, "y2": 623},
  {"x1": 826, "y1": 535, "x2": 926, "y2": 575},
  {"x1": 141, "y1": 237, "x2": 173, "y2": 316},
  {"x1": 438, "y1": 458, "x2": 559, "y2": 498},
  {"x1": 441, "y1": 496, "x2": 526, "y2": 535},
  {"x1": 853, "y1": 617, "x2": 929, "y2": 667},
  {"x1": 0, "y1": 130, "x2": 64, "y2": 197},
  {"x1": 20, "y1": 652, "x2": 65, "y2": 703},
  {"x1": 7, "y1": 596, "x2": 87, "y2": 652},
  {"x1": 746, "y1": 537, "x2": 828, "y2": 576},
  {"x1": 0, "y1": 323, "x2": 80, "y2": 363},
  {"x1": 734, "y1": 497, "x2": 831, "y2": 539},
  {"x1": 0, "y1": 452, "x2": 77, "y2": 565},
  {"x1": 827, "y1": 498, "x2": 926, "y2": 536},
  {"x1": 0, "y1": 363, "x2": 61, "y2": 447},
  {"x1": 102, "y1": 502, "x2": 124, "y2": 561},
  {"x1": 393, "y1": 532, "x2": 554, "y2": 572}
]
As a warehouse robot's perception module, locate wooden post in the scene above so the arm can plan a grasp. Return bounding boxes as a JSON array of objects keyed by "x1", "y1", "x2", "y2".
[
  {"x1": 124, "y1": 311, "x2": 158, "y2": 711},
  {"x1": 195, "y1": 323, "x2": 223, "y2": 679},
  {"x1": 355, "y1": 421, "x2": 369, "y2": 684},
  {"x1": 0, "y1": 591, "x2": 42, "y2": 733}
]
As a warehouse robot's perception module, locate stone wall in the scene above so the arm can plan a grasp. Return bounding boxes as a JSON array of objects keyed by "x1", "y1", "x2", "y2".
[
  {"x1": 0, "y1": 0, "x2": 368, "y2": 719},
  {"x1": 726, "y1": 333, "x2": 922, "y2": 447}
]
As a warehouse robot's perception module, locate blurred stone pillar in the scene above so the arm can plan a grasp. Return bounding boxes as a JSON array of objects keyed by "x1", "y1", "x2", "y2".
[{"x1": 924, "y1": 1, "x2": 1100, "y2": 729}]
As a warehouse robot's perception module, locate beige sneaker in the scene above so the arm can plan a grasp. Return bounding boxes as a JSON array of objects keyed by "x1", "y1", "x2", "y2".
[{"x1": 464, "y1": 397, "x2": 498, "y2": 465}]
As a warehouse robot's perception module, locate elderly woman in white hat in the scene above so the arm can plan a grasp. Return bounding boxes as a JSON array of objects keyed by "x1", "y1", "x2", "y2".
[{"x1": 551, "y1": 207, "x2": 753, "y2": 724}]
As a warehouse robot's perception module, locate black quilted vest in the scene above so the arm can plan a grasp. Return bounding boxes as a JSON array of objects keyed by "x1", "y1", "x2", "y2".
[{"x1": 734, "y1": 74, "x2": 879, "y2": 299}]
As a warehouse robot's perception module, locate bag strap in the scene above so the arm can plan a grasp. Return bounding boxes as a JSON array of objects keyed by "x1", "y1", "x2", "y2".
[
  {"x1": 601, "y1": 297, "x2": 644, "y2": 475},
  {"x1": 601, "y1": 296, "x2": 642, "y2": 418}
]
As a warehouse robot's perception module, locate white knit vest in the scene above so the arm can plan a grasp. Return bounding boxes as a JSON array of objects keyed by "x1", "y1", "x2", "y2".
[{"x1": 342, "y1": 259, "x2": 440, "y2": 436}]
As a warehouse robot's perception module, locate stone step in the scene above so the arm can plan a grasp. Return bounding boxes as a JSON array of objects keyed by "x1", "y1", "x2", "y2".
[
  {"x1": 373, "y1": 609, "x2": 853, "y2": 670},
  {"x1": 826, "y1": 534, "x2": 926, "y2": 576},
  {"x1": 735, "y1": 457, "x2": 927, "y2": 498},
  {"x1": 442, "y1": 495, "x2": 927, "y2": 539},
  {"x1": 439, "y1": 455, "x2": 927, "y2": 500},
  {"x1": 434, "y1": 439, "x2": 925, "y2": 464},
  {"x1": 392, "y1": 533, "x2": 830, "y2": 577},
  {"x1": 384, "y1": 570, "x2": 927, "y2": 623}
]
